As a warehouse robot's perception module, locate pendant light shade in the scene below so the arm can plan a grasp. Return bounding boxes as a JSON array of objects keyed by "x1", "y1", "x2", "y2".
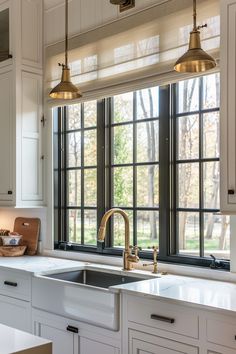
[
  {"x1": 50, "y1": 0, "x2": 82, "y2": 99},
  {"x1": 174, "y1": 0, "x2": 216, "y2": 73}
]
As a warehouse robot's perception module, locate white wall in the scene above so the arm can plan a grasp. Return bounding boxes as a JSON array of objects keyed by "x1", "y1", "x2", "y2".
[{"x1": 44, "y1": 0, "x2": 164, "y2": 46}]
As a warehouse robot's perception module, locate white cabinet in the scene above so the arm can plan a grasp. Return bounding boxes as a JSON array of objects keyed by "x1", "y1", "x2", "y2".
[
  {"x1": 0, "y1": 0, "x2": 44, "y2": 207},
  {"x1": 33, "y1": 309, "x2": 121, "y2": 354},
  {"x1": 129, "y1": 330, "x2": 198, "y2": 354},
  {"x1": 220, "y1": 0, "x2": 236, "y2": 212},
  {"x1": 0, "y1": 269, "x2": 31, "y2": 332},
  {"x1": 0, "y1": 294, "x2": 31, "y2": 332}
]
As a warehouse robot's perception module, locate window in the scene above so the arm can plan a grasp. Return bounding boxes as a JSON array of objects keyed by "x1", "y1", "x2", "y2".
[{"x1": 54, "y1": 72, "x2": 230, "y2": 268}]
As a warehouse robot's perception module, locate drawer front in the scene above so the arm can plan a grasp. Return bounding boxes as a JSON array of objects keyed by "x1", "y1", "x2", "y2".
[
  {"x1": 0, "y1": 269, "x2": 31, "y2": 301},
  {"x1": 127, "y1": 296, "x2": 199, "y2": 339},
  {"x1": 129, "y1": 330, "x2": 199, "y2": 354},
  {"x1": 207, "y1": 318, "x2": 236, "y2": 350}
]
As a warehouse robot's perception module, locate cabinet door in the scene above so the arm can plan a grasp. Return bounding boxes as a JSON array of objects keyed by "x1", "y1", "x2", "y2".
[
  {"x1": 0, "y1": 70, "x2": 13, "y2": 202},
  {"x1": 21, "y1": 71, "x2": 43, "y2": 203},
  {"x1": 220, "y1": 0, "x2": 236, "y2": 211},
  {"x1": 79, "y1": 336, "x2": 119, "y2": 354},
  {"x1": 129, "y1": 330, "x2": 198, "y2": 354},
  {"x1": 0, "y1": 294, "x2": 31, "y2": 332}
]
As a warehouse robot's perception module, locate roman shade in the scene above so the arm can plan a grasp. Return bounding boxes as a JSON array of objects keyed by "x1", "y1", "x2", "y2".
[{"x1": 46, "y1": 0, "x2": 220, "y2": 104}]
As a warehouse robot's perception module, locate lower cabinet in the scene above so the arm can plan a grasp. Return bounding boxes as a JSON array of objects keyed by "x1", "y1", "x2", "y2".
[
  {"x1": 0, "y1": 294, "x2": 31, "y2": 332},
  {"x1": 32, "y1": 309, "x2": 120, "y2": 354},
  {"x1": 129, "y1": 330, "x2": 198, "y2": 354}
]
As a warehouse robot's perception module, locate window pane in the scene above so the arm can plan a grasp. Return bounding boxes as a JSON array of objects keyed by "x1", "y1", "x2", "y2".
[
  {"x1": 84, "y1": 129, "x2": 97, "y2": 166},
  {"x1": 113, "y1": 92, "x2": 133, "y2": 123},
  {"x1": 68, "y1": 132, "x2": 81, "y2": 167},
  {"x1": 113, "y1": 167, "x2": 133, "y2": 207},
  {"x1": 113, "y1": 210, "x2": 133, "y2": 248},
  {"x1": 204, "y1": 214, "x2": 230, "y2": 259},
  {"x1": 177, "y1": 78, "x2": 199, "y2": 113},
  {"x1": 203, "y1": 112, "x2": 219, "y2": 158},
  {"x1": 203, "y1": 73, "x2": 220, "y2": 109},
  {"x1": 84, "y1": 209, "x2": 97, "y2": 246},
  {"x1": 137, "y1": 121, "x2": 159, "y2": 163},
  {"x1": 68, "y1": 170, "x2": 81, "y2": 206},
  {"x1": 178, "y1": 212, "x2": 200, "y2": 256},
  {"x1": 137, "y1": 165, "x2": 159, "y2": 207},
  {"x1": 68, "y1": 104, "x2": 81, "y2": 130},
  {"x1": 203, "y1": 161, "x2": 220, "y2": 209},
  {"x1": 137, "y1": 87, "x2": 159, "y2": 120},
  {"x1": 84, "y1": 169, "x2": 97, "y2": 206},
  {"x1": 68, "y1": 209, "x2": 81, "y2": 243},
  {"x1": 177, "y1": 115, "x2": 199, "y2": 160},
  {"x1": 178, "y1": 163, "x2": 199, "y2": 208},
  {"x1": 113, "y1": 124, "x2": 133, "y2": 164},
  {"x1": 137, "y1": 211, "x2": 159, "y2": 250},
  {"x1": 84, "y1": 100, "x2": 97, "y2": 128}
]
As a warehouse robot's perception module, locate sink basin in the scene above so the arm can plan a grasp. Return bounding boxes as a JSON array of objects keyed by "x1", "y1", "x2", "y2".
[
  {"x1": 32, "y1": 267, "x2": 147, "y2": 331},
  {"x1": 46, "y1": 269, "x2": 143, "y2": 289}
]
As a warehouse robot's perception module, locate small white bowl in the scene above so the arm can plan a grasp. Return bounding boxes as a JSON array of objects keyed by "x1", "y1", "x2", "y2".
[{"x1": 1, "y1": 235, "x2": 22, "y2": 246}]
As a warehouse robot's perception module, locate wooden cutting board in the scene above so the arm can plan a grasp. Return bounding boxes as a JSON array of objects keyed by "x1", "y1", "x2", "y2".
[{"x1": 13, "y1": 217, "x2": 40, "y2": 255}]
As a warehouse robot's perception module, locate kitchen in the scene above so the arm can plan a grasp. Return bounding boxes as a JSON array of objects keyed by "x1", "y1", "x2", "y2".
[{"x1": 0, "y1": 0, "x2": 235, "y2": 353}]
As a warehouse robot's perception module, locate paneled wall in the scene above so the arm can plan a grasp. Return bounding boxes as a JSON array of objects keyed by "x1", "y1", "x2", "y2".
[{"x1": 44, "y1": 0, "x2": 162, "y2": 46}]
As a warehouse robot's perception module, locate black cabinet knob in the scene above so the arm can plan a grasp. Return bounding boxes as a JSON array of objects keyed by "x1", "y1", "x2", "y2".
[
  {"x1": 228, "y1": 189, "x2": 235, "y2": 195},
  {"x1": 7, "y1": 191, "x2": 12, "y2": 195}
]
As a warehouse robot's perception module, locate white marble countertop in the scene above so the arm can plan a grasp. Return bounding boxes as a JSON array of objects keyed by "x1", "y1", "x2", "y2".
[
  {"x1": 0, "y1": 323, "x2": 51, "y2": 354},
  {"x1": 0, "y1": 255, "x2": 85, "y2": 274},
  {"x1": 2, "y1": 255, "x2": 236, "y2": 315},
  {"x1": 112, "y1": 274, "x2": 236, "y2": 314}
]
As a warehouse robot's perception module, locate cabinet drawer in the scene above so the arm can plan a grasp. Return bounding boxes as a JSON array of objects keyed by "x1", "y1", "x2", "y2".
[
  {"x1": 0, "y1": 269, "x2": 31, "y2": 301},
  {"x1": 207, "y1": 318, "x2": 236, "y2": 350},
  {"x1": 127, "y1": 295, "x2": 199, "y2": 339}
]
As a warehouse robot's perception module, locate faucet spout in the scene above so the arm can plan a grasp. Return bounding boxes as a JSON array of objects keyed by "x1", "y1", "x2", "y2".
[{"x1": 97, "y1": 208, "x2": 139, "y2": 270}]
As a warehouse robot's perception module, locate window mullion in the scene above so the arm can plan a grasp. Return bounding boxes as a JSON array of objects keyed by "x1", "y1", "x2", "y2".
[{"x1": 158, "y1": 85, "x2": 171, "y2": 259}]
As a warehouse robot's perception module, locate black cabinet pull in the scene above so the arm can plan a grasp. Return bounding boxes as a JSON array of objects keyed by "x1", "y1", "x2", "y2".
[
  {"x1": 4, "y1": 281, "x2": 17, "y2": 287},
  {"x1": 7, "y1": 191, "x2": 13, "y2": 195},
  {"x1": 228, "y1": 189, "x2": 235, "y2": 195},
  {"x1": 66, "y1": 325, "x2": 79, "y2": 334},
  {"x1": 151, "y1": 314, "x2": 175, "y2": 324}
]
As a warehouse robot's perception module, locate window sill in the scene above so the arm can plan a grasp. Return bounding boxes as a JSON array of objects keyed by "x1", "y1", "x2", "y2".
[{"x1": 42, "y1": 249, "x2": 235, "y2": 283}]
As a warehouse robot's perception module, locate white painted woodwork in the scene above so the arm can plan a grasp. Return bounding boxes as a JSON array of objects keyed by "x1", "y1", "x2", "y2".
[
  {"x1": 129, "y1": 330, "x2": 198, "y2": 354},
  {"x1": 0, "y1": 268, "x2": 31, "y2": 301},
  {"x1": 44, "y1": 0, "x2": 162, "y2": 46},
  {"x1": 21, "y1": 71, "x2": 43, "y2": 202},
  {"x1": 0, "y1": 0, "x2": 44, "y2": 206},
  {"x1": 127, "y1": 295, "x2": 199, "y2": 339},
  {"x1": 220, "y1": 0, "x2": 236, "y2": 212},
  {"x1": 0, "y1": 69, "x2": 13, "y2": 201},
  {"x1": 206, "y1": 317, "x2": 236, "y2": 350},
  {"x1": 0, "y1": 293, "x2": 31, "y2": 332},
  {"x1": 33, "y1": 309, "x2": 121, "y2": 354},
  {"x1": 21, "y1": 0, "x2": 43, "y2": 68}
]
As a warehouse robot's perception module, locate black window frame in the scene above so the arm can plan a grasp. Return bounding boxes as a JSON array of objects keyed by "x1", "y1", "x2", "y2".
[{"x1": 54, "y1": 76, "x2": 230, "y2": 270}]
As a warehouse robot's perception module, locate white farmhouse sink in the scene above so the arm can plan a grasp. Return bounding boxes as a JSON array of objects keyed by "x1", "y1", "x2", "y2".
[{"x1": 32, "y1": 266, "x2": 147, "y2": 331}]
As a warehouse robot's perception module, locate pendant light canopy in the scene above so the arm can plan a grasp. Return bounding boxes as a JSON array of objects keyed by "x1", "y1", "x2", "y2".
[
  {"x1": 174, "y1": 0, "x2": 216, "y2": 73},
  {"x1": 50, "y1": 0, "x2": 82, "y2": 100}
]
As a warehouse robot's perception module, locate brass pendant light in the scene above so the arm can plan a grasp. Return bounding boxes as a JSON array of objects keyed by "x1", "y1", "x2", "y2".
[
  {"x1": 50, "y1": 0, "x2": 82, "y2": 99},
  {"x1": 174, "y1": 0, "x2": 216, "y2": 73}
]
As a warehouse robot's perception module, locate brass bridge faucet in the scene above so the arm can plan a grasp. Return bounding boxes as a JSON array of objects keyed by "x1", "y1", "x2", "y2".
[{"x1": 98, "y1": 208, "x2": 139, "y2": 270}]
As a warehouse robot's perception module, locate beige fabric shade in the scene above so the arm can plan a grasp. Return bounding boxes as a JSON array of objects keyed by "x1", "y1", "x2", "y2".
[{"x1": 46, "y1": 0, "x2": 220, "y2": 105}]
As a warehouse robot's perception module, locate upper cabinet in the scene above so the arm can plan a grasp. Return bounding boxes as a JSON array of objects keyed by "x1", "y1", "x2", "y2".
[
  {"x1": 0, "y1": 0, "x2": 44, "y2": 207},
  {"x1": 220, "y1": 0, "x2": 236, "y2": 212}
]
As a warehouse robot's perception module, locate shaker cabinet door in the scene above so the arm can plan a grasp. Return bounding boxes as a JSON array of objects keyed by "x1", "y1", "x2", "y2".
[{"x1": 220, "y1": 0, "x2": 236, "y2": 211}]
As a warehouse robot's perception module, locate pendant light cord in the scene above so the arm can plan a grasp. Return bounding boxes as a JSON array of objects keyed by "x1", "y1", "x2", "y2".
[
  {"x1": 193, "y1": 0, "x2": 197, "y2": 31},
  {"x1": 65, "y1": 0, "x2": 68, "y2": 67}
]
